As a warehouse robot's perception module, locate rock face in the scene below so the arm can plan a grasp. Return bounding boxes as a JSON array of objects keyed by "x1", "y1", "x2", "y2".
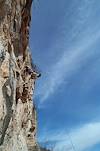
[{"x1": 0, "y1": 0, "x2": 40, "y2": 151}]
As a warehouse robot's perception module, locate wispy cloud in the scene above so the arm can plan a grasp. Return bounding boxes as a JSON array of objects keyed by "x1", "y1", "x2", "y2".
[
  {"x1": 39, "y1": 122, "x2": 100, "y2": 151},
  {"x1": 35, "y1": 0, "x2": 100, "y2": 104},
  {"x1": 37, "y1": 29, "x2": 100, "y2": 103}
]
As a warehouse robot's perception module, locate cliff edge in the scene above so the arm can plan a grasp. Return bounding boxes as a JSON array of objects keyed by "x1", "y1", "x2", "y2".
[{"x1": 0, "y1": 0, "x2": 40, "y2": 151}]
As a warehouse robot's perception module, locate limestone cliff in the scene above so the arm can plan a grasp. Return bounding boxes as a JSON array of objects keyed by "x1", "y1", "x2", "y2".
[{"x1": 0, "y1": 0, "x2": 40, "y2": 151}]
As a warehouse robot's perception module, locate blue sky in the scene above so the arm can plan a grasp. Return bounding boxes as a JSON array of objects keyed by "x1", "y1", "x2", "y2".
[{"x1": 30, "y1": 0, "x2": 100, "y2": 150}]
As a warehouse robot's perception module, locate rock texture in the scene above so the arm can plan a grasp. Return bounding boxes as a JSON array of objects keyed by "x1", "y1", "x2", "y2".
[{"x1": 0, "y1": 0, "x2": 40, "y2": 151}]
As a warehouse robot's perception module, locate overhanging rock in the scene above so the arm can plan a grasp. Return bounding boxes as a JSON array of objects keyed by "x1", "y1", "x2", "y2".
[{"x1": 0, "y1": 1, "x2": 39, "y2": 151}]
